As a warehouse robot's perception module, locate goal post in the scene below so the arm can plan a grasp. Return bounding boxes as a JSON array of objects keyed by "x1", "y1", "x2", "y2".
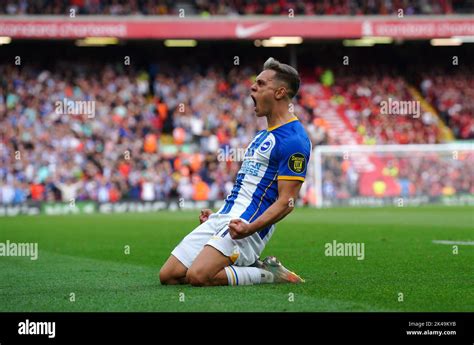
[{"x1": 312, "y1": 143, "x2": 474, "y2": 208}]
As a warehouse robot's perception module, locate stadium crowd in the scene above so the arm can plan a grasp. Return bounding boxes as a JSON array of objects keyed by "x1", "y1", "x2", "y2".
[
  {"x1": 1, "y1": 0, "x2": 467, "y2": 15},
  {"x1": 338, "y1": 75, "x2": 441, "y2": 144},
  {"x1": 0, "y1": 62, "x2": 281, "y2": 205},
  {"x1": 322, "y1": 152, "x2": 474, "y2": 202},
  {"x1": 0, "y1": 60, "x2": 472, "y2": 205},
  {"x1": 420, "y1": 70, "x2": 474, "y2": 140}
]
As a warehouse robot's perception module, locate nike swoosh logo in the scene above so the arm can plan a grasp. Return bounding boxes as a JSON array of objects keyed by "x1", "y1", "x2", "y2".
[{"x1": 235, "y1": 23, "x2": 271, "y2": 38}]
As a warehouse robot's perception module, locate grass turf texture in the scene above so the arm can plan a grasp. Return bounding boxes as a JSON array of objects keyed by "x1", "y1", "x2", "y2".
[{"x1": 0, "y1": 206, "x2": 472, "y2": 312}]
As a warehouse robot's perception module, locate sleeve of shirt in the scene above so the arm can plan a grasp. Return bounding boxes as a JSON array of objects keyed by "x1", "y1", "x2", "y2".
[{"x1": 277, "y1": 137, "x2": 311, "y2": 182}]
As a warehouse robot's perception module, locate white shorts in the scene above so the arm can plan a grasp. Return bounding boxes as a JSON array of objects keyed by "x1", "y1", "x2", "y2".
[{"x1": 171, "y1": 213, "x2": 274, "y2": 268}]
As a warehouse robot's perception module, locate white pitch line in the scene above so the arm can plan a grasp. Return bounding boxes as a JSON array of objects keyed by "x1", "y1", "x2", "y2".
[{"x1": 433, "y1": 240, "x2": 474, "y2": 246}]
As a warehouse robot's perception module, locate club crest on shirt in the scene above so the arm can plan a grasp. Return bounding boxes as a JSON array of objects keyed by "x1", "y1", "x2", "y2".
[
  {"x1": 259, "y1": 139, "x2": 274, "y2": 153},
  {"x1": 288, "y1": 153, "x2": 306, "y2": 173}
]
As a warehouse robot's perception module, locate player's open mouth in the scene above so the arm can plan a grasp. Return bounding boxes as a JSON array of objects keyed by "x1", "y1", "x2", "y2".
[{"x1": 251, "y1": 95, "x2": 257, "y2": 109}]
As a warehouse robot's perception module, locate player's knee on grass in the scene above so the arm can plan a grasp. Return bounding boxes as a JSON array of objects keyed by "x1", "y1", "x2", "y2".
[
  {"x1": 159, "y1": 268, "x2": 179, "y2": 285},
  {"x1": 186, "y1": 267, "x2": 212, "y2": 287},
  {"x1": 159, "y1": 257, "x2": 188, "y2": 285}
]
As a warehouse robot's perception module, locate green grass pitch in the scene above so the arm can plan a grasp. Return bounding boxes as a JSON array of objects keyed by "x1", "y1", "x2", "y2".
[{"x1": 0, "y1": 206, "x2": 472, "y2": 312}]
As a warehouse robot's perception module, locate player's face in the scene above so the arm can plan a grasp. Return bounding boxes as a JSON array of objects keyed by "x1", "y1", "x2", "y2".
[{"x1": 250, "y1": 70, "x2": 281, "y2": 117}]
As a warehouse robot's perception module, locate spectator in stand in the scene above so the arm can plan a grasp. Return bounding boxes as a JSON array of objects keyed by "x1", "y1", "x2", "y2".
[
  {"x1": 0, "y1": 181, "x2": 15, "y2": 204},
  {"x1": 56, "y1": 178, "x2": 82, "y2": 203}
]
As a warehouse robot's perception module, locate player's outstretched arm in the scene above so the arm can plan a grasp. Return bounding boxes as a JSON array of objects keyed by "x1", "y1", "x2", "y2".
[{"x1": 228, "y1": 179, "x2": 302, "y2": 239}]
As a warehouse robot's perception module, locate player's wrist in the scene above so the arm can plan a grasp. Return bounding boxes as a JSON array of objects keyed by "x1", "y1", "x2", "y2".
[{"x1": 247, "y1": 221, "x2": 261, "y2": 234}]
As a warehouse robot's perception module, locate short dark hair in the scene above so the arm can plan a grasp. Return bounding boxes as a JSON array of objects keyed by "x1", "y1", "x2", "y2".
[{"x1": 263, "y1": 57, "x2": 300, "y2": 99}]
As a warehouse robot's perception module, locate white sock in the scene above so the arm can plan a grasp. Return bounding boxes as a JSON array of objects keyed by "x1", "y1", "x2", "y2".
[{"x1": 224, "y1": 266, "x2": 274, "y2": 286}]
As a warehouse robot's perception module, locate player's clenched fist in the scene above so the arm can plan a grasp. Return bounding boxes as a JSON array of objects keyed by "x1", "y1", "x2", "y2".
[
  {"x1": 199, "y1": 209, "x2": 213, "y2": 224},
  {"x1": 228, "y1": 219, "x2": 253, "y2": 239}
]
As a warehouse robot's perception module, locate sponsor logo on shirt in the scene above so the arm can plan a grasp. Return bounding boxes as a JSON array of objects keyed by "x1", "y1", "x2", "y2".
[{"x1": 240, "y1": 160, "x2": 263, "y2": 176}]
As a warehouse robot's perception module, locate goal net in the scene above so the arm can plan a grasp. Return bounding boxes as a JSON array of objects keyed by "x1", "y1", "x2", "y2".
[{"x1": 311, "y1": 144, "x2": 474, "y2": 208}]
